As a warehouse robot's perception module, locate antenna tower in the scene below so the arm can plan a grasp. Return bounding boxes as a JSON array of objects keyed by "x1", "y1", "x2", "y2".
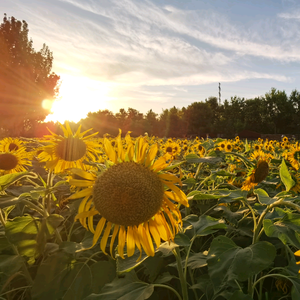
[{"x1": 218, "y1": 82, "x2": 221, "y2": 105}]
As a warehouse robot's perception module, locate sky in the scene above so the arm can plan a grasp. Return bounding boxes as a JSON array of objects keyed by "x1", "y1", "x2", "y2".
[{"x1": 2, "y1": 0, "x2": 300, "y2": 122}]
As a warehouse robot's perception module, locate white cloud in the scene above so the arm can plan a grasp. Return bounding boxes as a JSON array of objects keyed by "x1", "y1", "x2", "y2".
[{"x1": 10, "y1": 0, "x2": 299, "y2": 88}]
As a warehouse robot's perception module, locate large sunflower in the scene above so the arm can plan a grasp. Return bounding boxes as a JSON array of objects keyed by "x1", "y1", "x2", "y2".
[
  {"x1": 68, "y1": 131, "x2": 188, "y2": 260},
  {"x1": 38, "y1": 122, "x2": 101, "y2": 173},
  {"x1": 0, "y1": 148, "x2": 32, "y2": 174}
]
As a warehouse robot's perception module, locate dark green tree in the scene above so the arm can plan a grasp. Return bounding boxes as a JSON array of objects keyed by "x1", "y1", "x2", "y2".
[
  {"x1": 0, "y1": 14, "x2": 60, "y2": 136},
  {"x1": 264, "y1": 88, "x2": 294, "y2": 133},
  {"x1": 185, "y1": 102, "x2": 213, "y2": 137}
]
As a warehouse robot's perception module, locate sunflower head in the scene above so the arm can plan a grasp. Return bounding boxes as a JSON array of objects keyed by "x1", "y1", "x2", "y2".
[
  {"x1": 0, "y1": 148, "x2": 31, "y2": 174},
  {"x1": 69, "y1": 130, "x2": 188, "y2": 260},
  {"x1": 38, "y1": 122, "x2": 101, "y2": 173}
]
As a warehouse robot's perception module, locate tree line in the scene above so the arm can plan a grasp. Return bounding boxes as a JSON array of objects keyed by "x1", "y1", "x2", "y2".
[{"x1": 33, "y1": 87, "x2": 300, "y2": 139}]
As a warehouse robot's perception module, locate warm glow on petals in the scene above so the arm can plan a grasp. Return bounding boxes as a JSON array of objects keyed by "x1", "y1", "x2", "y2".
[
  {"x1": 104, "y1": 138, "x2": 117, "y2": 163},
  {"x1": 118, "y1": 226, "x2": 126, "y2": 259},
  {"x1": 145, "y1": 143, "x2": 158, "y2": 167},
  {"x1": 110, "y1": 224, "x2": 119, "y2": 257},
  {"x1": 91, "y1": 217, "x2": 106, "y2": 249},
  {"x1": 126, "y1": 226, "x2": 136, "y2": 257},
  {"x1": 149, "y1": 219, "x2": 161, "y2": 248},
  {"x1": 100, "y1": 222, "x2": 112, "y2": 255}
]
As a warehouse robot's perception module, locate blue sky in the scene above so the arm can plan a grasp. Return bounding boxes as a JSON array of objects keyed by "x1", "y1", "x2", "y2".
[{"x1": 3, "y1": 0, "x2": 300, "y2": 122}]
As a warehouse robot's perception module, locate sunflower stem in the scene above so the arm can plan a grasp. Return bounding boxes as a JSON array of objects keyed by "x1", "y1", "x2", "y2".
[
  {"x1": 173, "y1": 247, "x2": 189, "y2": 300},
  {"x1": 152, "y1": 284, "x2": 183, "y2": 300},
  {"x1": 46, "y1": 170, "x2": 53, "y2": 214}
]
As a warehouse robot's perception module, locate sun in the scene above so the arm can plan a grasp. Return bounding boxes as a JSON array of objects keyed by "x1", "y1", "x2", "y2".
[{"x1": 44, "y1": 74, "x2": 111, "y2": 123}]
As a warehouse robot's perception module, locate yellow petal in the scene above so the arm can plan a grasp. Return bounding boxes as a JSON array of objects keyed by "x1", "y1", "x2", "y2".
[
  {"x1": 138, "y1": 223, "x2": 154, "y2": 257},
  {"x1": 88, "y1": 214, "x2": 95, "y2": 233},
  {"x1": 158, "y1": 173, "x2": 181, "y2": 183},
  {"x1": 151, "y1": 156, "x2": 169, "y2": 172},
  {"x1": 74, "y1": 124, "x2": 82, "y2": 137},
  {"x1": 154, "y1": 213, "x2": 171, "y2": 241},
  {"x1": 68, "y1": 188, "x2": 93, "y2": 200},
  {"x1": 126, "y1": 226, "x2": 136, "y2": 257},
  {"x1": 145, "y1": 143, "x2": 158, "y2": 167},
  {"x1": 100, "y1": 222, "x2": 112, "y2": 255},
  {"x1": 104, "y1": 138, "x2": 117, "y2": 163},
  {"x1": 149, "y1": 219, "x2": 161, "y2": 248},
  {"x1": 116, "y1": 129, "x2": 125, "y2": 161},
  {"x1": 76, "y1": 208, "x2": 99, "y2": 221},
  {"x1": 295, "y1": 250, "x2": 300, "y2": 256},
  {"x1": 70, "y1": 168, "x2": 96, "y2": 181},
  {"x1": 132, "y1": 226, "x2": 142, "y2": 262},
  {"x1": 110, "y1": 224, "x2": 120, "y2": 258},
  {"x1": 164, "y1": 183, "x2": 189, "y2": 207},
  {"x1": 118, "y1": 226, "x2": 126, "y2": 259},
  {"x1": 68, "y1": 179, "x2": 94, "y2": 187},
  {"x1": 91, "y1": 217, "x2": 106, "y2": 248}
]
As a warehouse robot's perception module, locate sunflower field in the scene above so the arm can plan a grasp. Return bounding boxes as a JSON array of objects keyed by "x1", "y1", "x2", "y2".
[{"x1": 1, "y1": 123, "x2": 300, "y2": 300}]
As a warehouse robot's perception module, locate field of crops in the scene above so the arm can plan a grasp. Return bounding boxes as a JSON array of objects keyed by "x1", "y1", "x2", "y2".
[{"x1": 1, "y1": 122, "x2": 300, "y2": 300}]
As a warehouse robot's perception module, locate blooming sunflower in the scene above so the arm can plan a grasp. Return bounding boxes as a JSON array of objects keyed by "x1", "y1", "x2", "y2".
[
  {"x1": 0, "y1": 137, "x2": 25, "y2": 152},
  {"x1": 0, "y1": 148, "x2": 32, "y2": 174},
  {"x1": 163, "y1": 141, "x2": 181, "y2": 157},
  {"x1": 68, "y1": 131, "x2": 188, "y2": 260},
  {"x1": 241, "y1": 160, "x2": 269, "y2": 191},
  {"x1": 193, "y1": 143, "x2": 205, "y2": 157},
  {"x1": 38, "y1": 122, "x2": 101, "y2": 173}
]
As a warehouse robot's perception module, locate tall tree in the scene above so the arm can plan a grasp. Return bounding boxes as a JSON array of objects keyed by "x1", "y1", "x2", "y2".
[
  {"x1": 0, "y1": 14, "x2": 60, "y2": 136},
  {"x1": 264, "y1": 88, "x2": 294, "y2": 134}
]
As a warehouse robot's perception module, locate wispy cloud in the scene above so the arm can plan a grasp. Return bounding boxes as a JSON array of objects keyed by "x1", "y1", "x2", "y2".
[{"x1": 10, "y1": 0, "x2": 299, "y2": 89}]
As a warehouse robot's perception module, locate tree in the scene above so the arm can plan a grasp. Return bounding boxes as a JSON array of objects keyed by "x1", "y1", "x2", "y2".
[
  {"x1": 185, "y1": 102, "x2": 213, "y2": 137},
  {"x1": 264, "y1": 88, "x2": 294, "y2": 134},
  {"x1": 0, "y1": 14, "x2": 60, "y2": 136}
]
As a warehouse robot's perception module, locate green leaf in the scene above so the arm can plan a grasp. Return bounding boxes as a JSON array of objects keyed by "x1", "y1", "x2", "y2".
[
  {"x1": 187, "y1": 191, "x2": 223, "y2": 201},
  {"x1": 32, "y1": 251, "x2": 92, "y2": 300},
  {"x1": 173, "y1": 232, "x2": 191, "y2": 246},
  {"x1": 5, "y1": 215, "x2": 40, "y2": 262},
  {"x1": 280, "y1": 159, "x2": 295, "y2": 191},
  {"x1": 263, "y1": 219, "x2": 300, "y2": 248},
  {"x1": 90, "y1": 261, "x2": 116, "y2": 294},
  {"x1": 46, "y1": 214, "x2": 64, "y2": 234},
  {"x1": 85, "y1": 272, "x2": 154, "y2": 300},
  {"x1": 184, "y1": 214, "x2": 227, "y2": 237},
  {"x1": 187, "y1": 252, "x2": 207, "y2": 269},
  {"x1": 229, "y1": 290, "x2": 254, "y2": 300},
  {"x1": 182, "y1": 177, "x2": 196, "y2": 189},
  {"x1": 207, "y1": 236, "x2": 276, "y2": 293},
  {"x1": 254, "y1": 188, "x2": 275, "y2": 205},
  {"x1": 0, "y1": 171, "x2": 30, "y2": 192},
  {"x1": 116, "y1": 249, "x2": 148, "y2": 274},
  {"x1": 154, "y1": 272, "x2": 176, "y2": 284},
  {"x1": 0, "y1": 255, "x2": 24, "y2": 288}
]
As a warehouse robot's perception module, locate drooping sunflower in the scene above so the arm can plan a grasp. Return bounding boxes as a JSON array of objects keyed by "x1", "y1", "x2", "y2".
[
  {"x1": 0, "y1": 137, "x2": 25, "y2": 152},
  {"x1": 0, "y1": 148, "x2": 32, "y2": 174},
  {"x1": 241, "y1": 159, "x2": 269, "y2": 191},
  {"x1": 68, "y1": 131, "x2": 188, "y2": 260},
  {"x1": 38, "y1": 122, "x2": 101, "y2": 173},
  {"x1": 284, "y1": 144, "x2": 300, "y2": 171}
]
